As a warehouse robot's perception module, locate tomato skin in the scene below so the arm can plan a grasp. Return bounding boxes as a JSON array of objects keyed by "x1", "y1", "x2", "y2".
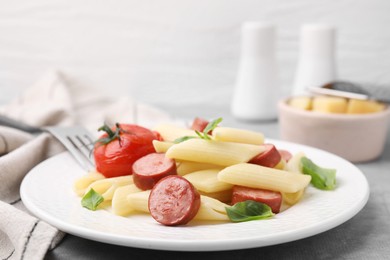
[
  {"x1": 152, "y1": 130, "x2": 164, "y2": 141},
  {"x1": 93, "y1": 124, "x2": 158, "y2": 178}
]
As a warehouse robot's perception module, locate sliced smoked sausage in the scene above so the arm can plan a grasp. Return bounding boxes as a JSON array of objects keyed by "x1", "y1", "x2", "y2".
[
  {"x1": 231, "y1": 185, "x2": 282, "y2": 213},
  {"x1": 132, "y1": 153, "x2": 177, "y2": 190},
  {"x1": 191, "y1": 117, "x2": 210, "y2": 133},
  {"x1": 249, "y1": 144, "x2": 282, "y2": 168},
  {"x1": 148, "y1": 175, "x2": 201, "y2": 226},
  {"x1": 278, "y1": 149, "x2": 292, "y2": 162}
]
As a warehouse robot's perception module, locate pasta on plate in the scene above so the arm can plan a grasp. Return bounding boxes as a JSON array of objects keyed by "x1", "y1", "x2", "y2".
[{"x1": 74, "y1": 119, "x2": 335, "y2": 225}]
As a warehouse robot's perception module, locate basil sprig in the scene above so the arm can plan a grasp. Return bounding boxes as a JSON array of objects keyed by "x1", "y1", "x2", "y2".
[
  {"x1": 81, "y1": 188, "x2": 104, "y2": 211},
  {"x1": 174, "y1": 117, "x2": 223, "y2": 143},
  {"x1": 301, "y1": 157, "x2": 337, "y2": 190},
  {"x1": 173, "y1": 135, "x2": 197, "y2": 143},
  {"x1": 202, "y1": 117, "x2": 223, "y2": 136},
  {"x1": 225, "y1": 200, "x2": 274, "y2": 222}
]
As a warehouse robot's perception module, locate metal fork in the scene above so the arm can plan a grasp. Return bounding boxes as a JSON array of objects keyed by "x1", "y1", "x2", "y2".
[
  {"x1": 45, "y1": 126, "x2": 96, "y2": 171},
  {"x1": 0, "y1": 115, "x2": 96, "y2": 171}
]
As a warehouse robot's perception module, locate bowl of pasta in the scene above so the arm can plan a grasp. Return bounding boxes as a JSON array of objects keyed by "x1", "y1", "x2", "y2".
[{"x1": 278, "y1": 96, "x2": 390, "y2": 162}]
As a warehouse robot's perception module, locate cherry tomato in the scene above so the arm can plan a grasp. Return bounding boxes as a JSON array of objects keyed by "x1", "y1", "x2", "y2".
[
  {"x1": 93, "y1": 123, "x2": 158, "y2": 178},
  {"x1": 152, "y1": 130, "x2": 164, "y2": 141}
]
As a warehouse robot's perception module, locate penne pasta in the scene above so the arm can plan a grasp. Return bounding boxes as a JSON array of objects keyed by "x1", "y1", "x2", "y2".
[
  {"x1": 282, "y1": 189, "x2": 305, "y2": 206},
  {"x1": 126, "y1": 190, "x2": 151, "y2": 213},
  {"x1": 177, "y1": 161, "x2": 222, "y2": 176},
  {"x1": 194, "y1": 195, "x2": 229, "y2": 221},
  {"x1": 73, "y1": 171, "x2": 105, "y2": 196},
  {"x1": 212, "y1": 127, "x2": 264, "y2": 145},
  {"x1": 73, "y1": 117, "x2": 336, "y2": 227},
  {"x1": 166, "y1": 139, "x2": 265, "y2": 166},
  {"x1": 112, "y1": 184, "x2": 143, "y2": 216},
  {"x1": 153, "y1": 124, "x2": 199, "y2": 142},
  {"x1": 152, "y1": 140, "x2": 174, "y2": 153},
  {"x1": 199, "y1": 189, "x2": 232, "y2": 204},
  {"x1": 286, "y1": 152, "x2": 306, "y2": 174},
  {"x1": 274, "y1": 159, "x2": 286, "y2": 170},
  {"x1": 183, "y1": 169, "x2": 233, "y2": 193},
  {"x1": 85, "y1": 175, "x2": 134, "y2": 201},
  {"x1": 218, "y1": 163, "x2": 311, "y2": 193}
]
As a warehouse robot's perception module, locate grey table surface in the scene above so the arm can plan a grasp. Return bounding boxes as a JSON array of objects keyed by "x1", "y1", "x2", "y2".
[{"x1": 45, "y1": 106, "x2": 390, "y2": 260}]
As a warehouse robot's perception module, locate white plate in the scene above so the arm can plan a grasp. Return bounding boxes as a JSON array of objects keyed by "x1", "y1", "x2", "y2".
[{"x1": 20, "y1": 139, "x2": 369, "y2": 251}]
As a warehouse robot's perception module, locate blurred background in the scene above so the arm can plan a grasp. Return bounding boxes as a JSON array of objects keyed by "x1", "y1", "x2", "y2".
[{"x1": 0, "y1": 0, "x2": 389, "y2": 115}]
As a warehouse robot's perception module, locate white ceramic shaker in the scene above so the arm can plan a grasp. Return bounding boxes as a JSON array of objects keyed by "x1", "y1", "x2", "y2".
[
  {"x1": 231, "y1": 22, "x2": 279, "y2": 121},
  {"x1": 293, "y1": 24, "x2": 337, "y2": 95}
]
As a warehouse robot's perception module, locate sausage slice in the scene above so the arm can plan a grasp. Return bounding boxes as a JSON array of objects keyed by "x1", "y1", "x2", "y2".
[
  {"x1": 249, "y1": 144, "x2": 282, "y2": 168},
  {"x1": 191, "y1": 117, "x2": 210, "y2": 133},
  {"x1": 148, "y1": 175, "x2": 201, "y2": 226},
  {"x1": 278, "y1": 149, "x2": 292, "y2": 162},
  {"x1": 132, "y1": 153, "x2": 177, "y2": 190},
  {"x1": 231, "y1": 185, "x2": 282, "y2": 213}
]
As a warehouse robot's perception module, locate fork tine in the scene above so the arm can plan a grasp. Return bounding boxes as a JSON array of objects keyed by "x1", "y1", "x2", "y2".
[
  {"x1": 45, "y1": 126, "x2": 96, "y2": 171},
  {"x1": 68, "y1": 135, "x2": 96, "y2": 168}
]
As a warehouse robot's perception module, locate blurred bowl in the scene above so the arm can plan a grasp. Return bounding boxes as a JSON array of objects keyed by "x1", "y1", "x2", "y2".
[{"x1": 278, "y1": 98, "x2": 390, "y2": 162}]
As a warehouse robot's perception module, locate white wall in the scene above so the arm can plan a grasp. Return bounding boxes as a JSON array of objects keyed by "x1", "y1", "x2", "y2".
[{"x1": 1, "y1": 0, "x2": 389, "y2": 111}]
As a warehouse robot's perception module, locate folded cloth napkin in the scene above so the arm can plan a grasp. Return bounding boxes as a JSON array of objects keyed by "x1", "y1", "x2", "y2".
[{"x1": 0, "y1": 71, "x2": 176, "y2": 260}]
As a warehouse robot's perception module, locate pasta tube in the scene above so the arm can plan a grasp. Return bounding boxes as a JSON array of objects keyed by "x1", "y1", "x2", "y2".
[
  {"x1": 152, "y1": 140, "x2": 174, "y2": 153},
  {"x1": 194, "y1": 195, "x2": 229, "y2": 221},
  {"x1": 85, "y1": 176, "x2": 134, "y2": 200},
  {"x1": 126, "y1": 190, "x2": 151, "y2": 213},
  {"x1": 183, "y1": 169, "x2": 233, "y2": 193},
  {"x1": 177, "y1": 161, "x2": 222, "y2": 176},
  {"x1": 73, "y1": 171, "x2": 105, "y2": 196},
  {"x1": 166, "y1": 139, "x2": 265, "y2": 166},
  {"x1": 212, "y1": 127, "x2": 264, "y2": 145},
  {"x1": 274, "y1": 159, "x2": 286, "y2": 170},
  {"x1": 218, "y1": 163, "x2": 311, "y2": 193},
  {"x1": 282, "y1": 189, "x2": 305, "y2": 205},
  {"x1": 112, "y1": 184, "x2": 142, "y2": 216},
  {"x1": 199, "y1": 189, "x2": 232, "y2": 203},
  {"x1": 286, "y1": 152, "x2": 306, "y2": 173},
  {"x1": 281, "y1": 152, "x2": 307, "y2": 205},
  {"x1": 153, "y1": 124, "x2": 198, "y2": 142}
]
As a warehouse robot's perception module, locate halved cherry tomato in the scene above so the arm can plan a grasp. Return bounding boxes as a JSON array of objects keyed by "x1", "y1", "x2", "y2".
[{"x1": 93, "y1": 123, "x2": 159, "y2": 178}]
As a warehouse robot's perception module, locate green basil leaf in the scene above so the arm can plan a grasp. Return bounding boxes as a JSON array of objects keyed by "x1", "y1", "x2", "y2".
[
  {"x1": 81, "y1": 188, "x2": 104, "y2": 211},
  {"x1": 301, "y1": 157, "x2": 337, "y2": 190},
  {"x1": 203, "y1": 117, "x2": 223, "y2": 134},
  {"x1": 195, "y1": 130, "x2": 205, "y2": 139},
  {"x1": 173, "y1": 117, "x2": 223, "y2": 143},
  {"x1": 225, "y1": 200, "x2": 274, "y2": 222},
  {"x1": 201, "y1": 131, "x2": 211, "y2": 140},
  {"x1": 173, "y1": 136, "x2": 197, "y2": 144}
]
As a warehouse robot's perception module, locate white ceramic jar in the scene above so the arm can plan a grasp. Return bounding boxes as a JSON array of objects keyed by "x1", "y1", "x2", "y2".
[
  {"x1": 293, "y1": 24, "x2": 337, "y2": 96},
  {"x1": 231, "y1": 22, "x2": 279, "y2": 121}
]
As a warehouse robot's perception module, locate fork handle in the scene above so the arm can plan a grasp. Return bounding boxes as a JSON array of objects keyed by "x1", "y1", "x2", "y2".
[{"x1": 0, "y1": 115, "x2": 43, "y2": 134}]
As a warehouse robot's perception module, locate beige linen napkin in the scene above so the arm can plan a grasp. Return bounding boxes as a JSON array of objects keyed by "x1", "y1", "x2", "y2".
[{"x1": 0, "y1": 71, "x2": 176, "y2": 260}]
